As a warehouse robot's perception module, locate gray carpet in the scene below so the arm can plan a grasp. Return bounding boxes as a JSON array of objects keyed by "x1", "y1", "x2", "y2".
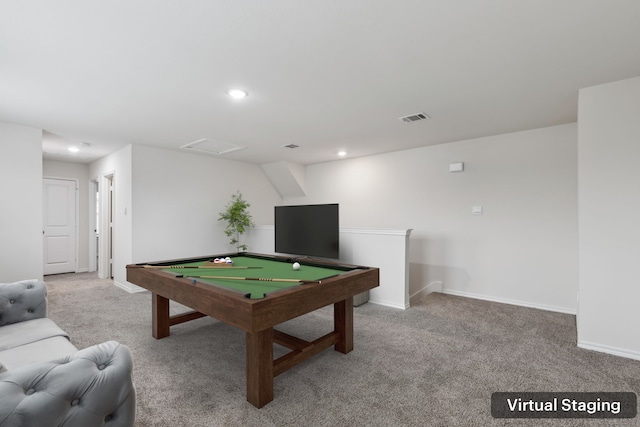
[{"x1": 44, "y1": 273, "x2": 640, "y2": 427}]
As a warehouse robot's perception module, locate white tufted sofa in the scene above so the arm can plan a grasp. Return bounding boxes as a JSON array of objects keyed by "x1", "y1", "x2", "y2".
[{"x1": 0, "y1": 280, "x2": 135, "y2": 427}]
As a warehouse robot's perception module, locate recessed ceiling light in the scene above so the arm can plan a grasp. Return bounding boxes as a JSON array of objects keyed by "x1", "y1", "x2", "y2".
[
  {"x1": 68, "y1": 146, "x2": 80, "y2": 153},
  {"x1": 227, "y1": 89, "x2": 248, "y2": 99},
  {"x1": 338, "y1": 151, "x2": 347, "y2": 157}
]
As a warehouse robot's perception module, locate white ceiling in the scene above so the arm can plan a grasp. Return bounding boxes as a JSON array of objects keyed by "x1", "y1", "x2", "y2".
[{"x1": 2, "y1": 1, "x2": 640, "y2": 165}]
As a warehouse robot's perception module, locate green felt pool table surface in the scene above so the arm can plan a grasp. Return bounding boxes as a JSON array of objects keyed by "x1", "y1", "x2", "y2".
[{"x1": 165, "y1": 255, "x2": 348, "y2": 298}]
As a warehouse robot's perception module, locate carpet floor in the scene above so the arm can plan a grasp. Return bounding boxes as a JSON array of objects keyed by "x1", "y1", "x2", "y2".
[{"x1": 44, "y1": 273, "x2": 640, "y2": 426}]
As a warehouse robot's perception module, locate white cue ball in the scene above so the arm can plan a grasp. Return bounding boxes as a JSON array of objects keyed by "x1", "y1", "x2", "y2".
[{"x1": 292, "y1": 262, "x2": 301, "y2": 271}]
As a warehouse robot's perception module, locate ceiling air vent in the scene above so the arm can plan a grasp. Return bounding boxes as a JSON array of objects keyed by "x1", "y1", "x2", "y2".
[
  {"x1": 399, "y1": 112, "x2": 430, "y2": 123},
  {"x1": 180, "y1": 138, "x2": 245, "y2": 155}
]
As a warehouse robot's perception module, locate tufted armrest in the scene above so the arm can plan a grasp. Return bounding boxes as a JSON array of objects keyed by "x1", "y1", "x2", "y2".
[
  {"x1": 0, "y1": 341, "x2": 136, "y2": 427},
  {"x1": 0, "y1": 280, "x2": 47, "y2": 327}
]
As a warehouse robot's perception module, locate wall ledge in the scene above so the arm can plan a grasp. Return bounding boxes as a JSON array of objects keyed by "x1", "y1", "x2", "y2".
[
  {"x1": 340, "y1": 227, "x2": 413, "y2": 236},
  {"x1": 253, "y1": 224, "x2": 412, "y2": 237}
]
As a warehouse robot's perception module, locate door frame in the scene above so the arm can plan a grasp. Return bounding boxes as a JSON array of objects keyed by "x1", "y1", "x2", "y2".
[
  {"x1": 89, "y1": 179, "x2": 99, "y2": 272},
  {"x1": 98, "y1": 172, "x2": 115, "y2": 279}
]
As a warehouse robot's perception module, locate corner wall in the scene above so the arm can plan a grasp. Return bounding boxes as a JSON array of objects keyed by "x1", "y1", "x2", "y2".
[
  {"x1": 0, "y1": 122, "x2": 43, "y2": 281},
  {"x1": 577, "y1": 76, "x2": 640, "y2": 360},
  {"x1": 89, "y1": 145, "x2": 133, "y2": 290}
]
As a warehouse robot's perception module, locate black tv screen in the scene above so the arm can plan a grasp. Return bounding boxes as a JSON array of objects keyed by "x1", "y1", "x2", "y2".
[{"x1": 275, "y1": 204, "x2": 339, "y2": 259}]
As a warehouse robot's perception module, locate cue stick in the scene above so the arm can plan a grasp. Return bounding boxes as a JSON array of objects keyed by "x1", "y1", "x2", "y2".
[
  {"x1": 187, "y1": 275, "x2": 321, "y2": 284},
  {"x1": 140, "y1": 265, "x2": 261, "y2": 269}
]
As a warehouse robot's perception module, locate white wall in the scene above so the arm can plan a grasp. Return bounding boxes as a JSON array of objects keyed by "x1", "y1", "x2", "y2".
[
  {"x1": 0, "y1": 118, "x2": 578, "y2": 319},
  {"x1": 286, "y1": 123, "x2": 579, "y2": 313},
  {"x1": 577, "y1": 76, "x2": 640, "y2": 360},
  {"x1": 127, "y1": 144, "x2": 282, "y2": 283},
  {"x1": 43, "y1": 160, "x2": 91, "y2": 272},
  {"x1": 0, "y1": 122, "x2": 43, "y2": 282}
]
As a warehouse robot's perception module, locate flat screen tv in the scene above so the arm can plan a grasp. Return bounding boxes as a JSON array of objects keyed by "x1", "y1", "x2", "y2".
[{"x1": 274, "y1": 203, "x2": 339, "y2": 259}]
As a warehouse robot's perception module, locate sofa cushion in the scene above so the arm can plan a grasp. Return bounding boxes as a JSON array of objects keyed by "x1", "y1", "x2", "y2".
[
  {"x1": 0, "y1": 337, "x2": 78, "y2": 371},
  {"x1": 0, "y1": 317, "x2": 70, "y2": 352},
  {"x1": 0, "y1": 336, "x2": 78, "y2": 371}
]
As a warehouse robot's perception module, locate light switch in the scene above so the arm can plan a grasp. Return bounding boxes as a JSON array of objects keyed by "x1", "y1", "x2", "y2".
[
  {"x1": 472, "y1": 206, "x2": 483, "y2": 215},
  {"x1": 449, "y1": 162, "x2": 464, "y2": 172}
]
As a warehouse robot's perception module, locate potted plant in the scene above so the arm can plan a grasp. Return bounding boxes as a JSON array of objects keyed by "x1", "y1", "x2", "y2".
[{"x1": 218, "y1": 191, "x2": 255, "y2": 252}]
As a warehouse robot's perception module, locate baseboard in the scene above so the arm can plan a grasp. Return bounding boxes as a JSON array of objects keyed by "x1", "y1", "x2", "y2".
[
  {"x1": 369, "y1": 298, "x2": 409, "y2": 310},
  {"x1": 114, "y1": 280, "x2": 146, "y2": 294},
  {"x1": 578, "y1": 340, "x2": 640, "y2": 361},
  {"x1": 410, "y1": 281, "x2": 443, "y2": 299},
  {"x1": 441, "y1": 289, "x2": 577, "y2": 315},
  {"x1": 408, "y1": 281, "x2": 443, "y2": 306}
]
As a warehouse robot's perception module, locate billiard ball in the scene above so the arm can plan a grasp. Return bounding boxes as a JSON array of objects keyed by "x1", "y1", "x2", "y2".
[{"x1": 292, "y1": 262, "x2": 300, "y2": 271}]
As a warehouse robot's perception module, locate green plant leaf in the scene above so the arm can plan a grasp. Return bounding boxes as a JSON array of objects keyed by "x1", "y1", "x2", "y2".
[{"x1": 218, "y1": 191, "x2": 255, "y2": 251}]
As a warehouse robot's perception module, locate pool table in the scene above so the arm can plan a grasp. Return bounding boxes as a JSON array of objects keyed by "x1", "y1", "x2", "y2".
[{"x1": 126, "y1": 252, "x2": 379, "y2": 408}]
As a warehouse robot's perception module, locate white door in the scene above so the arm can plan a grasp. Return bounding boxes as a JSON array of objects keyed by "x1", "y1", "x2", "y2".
[{"x1": 43, "y1": 178, "x2": 77, "y2": 275}]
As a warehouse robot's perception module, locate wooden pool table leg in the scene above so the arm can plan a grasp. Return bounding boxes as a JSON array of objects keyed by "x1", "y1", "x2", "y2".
[
  {"x1": 334, "y1": 296, "x2": 354, "y2": 354},
  {"x1": 246, "y1": 327, "x2": 274, "y2": 408},
  {"x1": 152, "y1": 293, "x2": 170, "y2": 339}
]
